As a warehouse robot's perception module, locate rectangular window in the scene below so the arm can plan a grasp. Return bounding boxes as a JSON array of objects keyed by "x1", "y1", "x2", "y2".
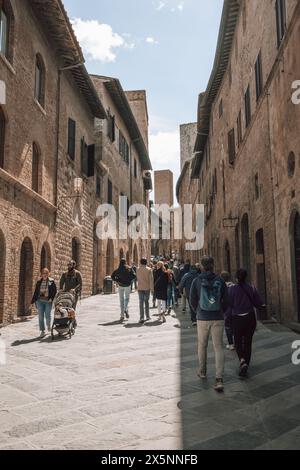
[
  {"x1": 255, "y1": 51, "x2": 263, "y2": 101},
  {"x1": 87, "y1": 144, "x2": 95, "y2": 177},
  {"x1": 119, "y1": 131, "x2": 130, "y2": 165},
  {"x1": 219, "y1": 99, "x2": 223, "y2": 118},
  {"x1": 67, "y1": 118, "x2": 76, "y2": 160},
  {"x1": 35, "y1": 63, "x2": 42, "y2": 103},
  {"x1": 134, "y1": 159, "x2": 137, "y2": 178},
  {"x1": 245, "y1": 86, "x2": 251, "y2": 128},
  {"x1": 228, "y1": 129, "x2": 236, "y2": 165},
  {"x1": 108, "y1": 179, "x2": 113, "y2": 204},
  {"x1": 107, "y1": 112, "x2": 115, "y2": 142},
  {"x1": 237, "y1": 110, "x2": 242, "y2": 147},
  {"x1": 275, "y1": 0, "x2": 286, "y2": 47},
  {"x1": 0, "y1": 9, "x2": 8, "y2": 57},
  {"x1": 81, "y1": 137, "x2": 88, "y2": 176},
  {"x1": 96, "y1": 174, "x2": 101, "y2": 198}
]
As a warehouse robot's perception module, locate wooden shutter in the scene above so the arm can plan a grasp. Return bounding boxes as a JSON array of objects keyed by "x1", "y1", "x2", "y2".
[
  {"x1": 228, "y1": 129, "x2": 236, "y2": 165},
  {"x1": 87, "y1": 144, "x2": 95, "y2": 177}
]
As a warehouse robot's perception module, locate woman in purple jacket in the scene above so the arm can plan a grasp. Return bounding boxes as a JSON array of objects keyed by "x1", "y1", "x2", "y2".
[{"x1": 227, "y1": 269, "x2": 265, "y2": 378}]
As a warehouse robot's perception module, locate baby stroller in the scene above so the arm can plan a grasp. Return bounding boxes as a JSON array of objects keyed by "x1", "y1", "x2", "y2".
[{"x1": 51, "y1": 291, "x2": 77, "y2": 340}]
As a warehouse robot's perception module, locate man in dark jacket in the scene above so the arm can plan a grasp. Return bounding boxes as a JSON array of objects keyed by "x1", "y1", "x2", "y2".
[
  {"x1": 112, "y1": 259, "x2": 136, "y2": 322},
  {"x1": 190, "y1": 256, "x2": 228, "y2": 392},
  {"x1": 179, "y1": 264, "x2": 201, "y2": 325},
  {"x1": 60, "y1": 260, "x2": 82, "y2": 308}
]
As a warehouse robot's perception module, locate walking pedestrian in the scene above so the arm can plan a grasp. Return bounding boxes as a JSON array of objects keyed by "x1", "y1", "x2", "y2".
[
  {"x1": 220, "y1": 271, "x2": 235, "y2": 351},
  {"x1": 31, "y1": 268, "x2": 57, "y2": 338},
  {"x1": 112, "y1": 259, "x2": 136, "y2": 322},
  {"x1": 172, "y1": 262, "x2": 181, "y2": 307},
  {"x1": 227, "y1": 269, "x2": 265, "y2": 378},
  {"x1": 153, "y1": 261, "x2": 169, "y2": 323},
  {"x1": 179, "y1": 260, "x2": 191, "y2": 312},
  {"x1": 151, "y1": 261, "x2": 158, "y2": 308},
  {"x1": 190, "y1": 256, "x2": 228, "y2": 392},
  {"x1": 131, "y1": 263, "x2": 137, "y2": 292},
  {"x1": 179, "y1": 264, "x2": 201, "y2": 326},
  {"x1": 59, "y1": 260, "x2": 82, "y2": 308},
  {"x1": 136, "y1": 258, "x2": 154, "y2": 324},
  {"x1": 165, "y1": 264, "x2": 176, "y2": 314}
]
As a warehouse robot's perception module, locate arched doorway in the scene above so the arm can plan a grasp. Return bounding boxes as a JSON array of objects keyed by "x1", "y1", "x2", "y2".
[
  {"x1": 40, "y1": 242, "x2": 51, "y2": 271},
  {"x1": 0, "y1": 230, "x2": 6, "y2": 323},
  {"x1": 106, "y1": 239, "x2": 114, "y2": 276},
  {"x1": 18, "y1": 238, "x2": 34, "y2": 316},
  {"x1": 293, "y1": 213, "x2": 300, "y2": 322},
  {"x1": 235, "y1": 225, "x2": 240, "y2": 271},
  {"x1": 256, "y1": 229, "x2": 268, "y2": 320},
  {"x1": 133, "y1": 244, "x2": 138, "y2": 265},
  {"x1": 224, "y1": 240, "x2": 231, "y2": 275},
  {"x1": 241, "y1": 214, "x2": 251, "y2": 279},
  {"x1": 72, "y1": 238, "x2": 81, "y2": 269},
  {"x1": 119, "y1": 248, "x2": 125, "y2": 261},
  {"x1": 126, "y1": 251, "x2": 130, "y2": 265},
  {"x1": 93, "y1": 223, "x2": 99, "y2": 295}
]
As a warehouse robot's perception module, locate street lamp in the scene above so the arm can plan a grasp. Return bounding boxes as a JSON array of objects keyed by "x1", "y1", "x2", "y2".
[{"x1": 74, "y1": 177, "x2": 83, "y2": 196}]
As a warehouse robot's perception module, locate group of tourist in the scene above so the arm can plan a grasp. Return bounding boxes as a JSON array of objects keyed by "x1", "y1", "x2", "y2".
[
  {"x1": 31, "y1": 253, "x2": 265, "y2": 393},
  {"x1": 31, "y1": 260, "x2": 82, "y2": 338},
  {"x1": 112, "y1": 255, "x2": 265, "y2": 392}
]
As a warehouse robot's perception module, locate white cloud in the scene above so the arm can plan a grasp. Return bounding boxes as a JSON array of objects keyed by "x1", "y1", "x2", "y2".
[
  {"x1": 71, "y1": 18, "x2": 134, "y2": 63},
  {"x1": 155, "y1": 1, "x2": 166, "y2": 11},
  {"x1": 149, "y1": 131, "x2": 181, "y2": 188},
  {"x1": 146, "y1": 37, "x2": 159, "y2": 45},
  {"x1": 177, "y1": 2, "x2": 184, "y2": 11}
]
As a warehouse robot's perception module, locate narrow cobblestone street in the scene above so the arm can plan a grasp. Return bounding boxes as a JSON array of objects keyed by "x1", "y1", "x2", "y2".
[{"x1": 0, "y1": 293, "x2": 300, "y2": 450}]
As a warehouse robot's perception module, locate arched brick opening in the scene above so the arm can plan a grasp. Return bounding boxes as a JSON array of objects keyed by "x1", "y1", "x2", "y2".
[
  {"x1": 235, "y1": 225, "x2": 240, "y2": 271},
  {"x1": 119, "y1": 248, "x2": 125, "y2": 260},
  {"x1": 224, "y1": 240, "x2": 231, "y2": 275},
  {"x1": 93, "y1": 222, "x2": 100, "y2": 295},
  {"x1": 106, "y1": 239, "x2": 114, "y2": 276},
  {"x1": 0, "y1": 229, "x2": 6, "y2": 323},
  {"x1": 291, "y1": 212, "x2": 300, "y2": 322},
  {"x1": 72, "y1": 237, "x2": 81, "y2": 269},
  {"x1": 40, "y1": 241, "x2": 51, "y2": 271},
  {"x1": 241, "y1": 213, "x2": 251, "y2": 280},
  {"x1": 18, "y1": 237, "x2": 34, "y2": 316}
]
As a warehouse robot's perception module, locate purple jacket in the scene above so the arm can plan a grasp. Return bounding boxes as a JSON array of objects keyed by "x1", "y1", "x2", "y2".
[{"x1": 225, "y1": 283, "x2": 264, "y2": 319}]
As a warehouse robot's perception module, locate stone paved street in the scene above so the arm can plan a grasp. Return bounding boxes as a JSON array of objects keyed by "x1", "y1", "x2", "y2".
[{"x1": 0, "y1": 293, "x2": 300, "y2": 450}]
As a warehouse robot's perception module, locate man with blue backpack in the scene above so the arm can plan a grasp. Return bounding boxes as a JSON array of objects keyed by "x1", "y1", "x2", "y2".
[{"x1": 190, "y1": 256, "x2": 229, "y2": 392}]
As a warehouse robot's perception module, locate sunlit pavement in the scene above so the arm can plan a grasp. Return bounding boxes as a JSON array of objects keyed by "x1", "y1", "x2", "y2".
[{"x1": 0, "y1": 292, "x2": 300, "y2": 450}]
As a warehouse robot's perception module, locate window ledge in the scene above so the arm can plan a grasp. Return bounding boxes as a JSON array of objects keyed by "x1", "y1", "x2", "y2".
[
  {"x1": 0, "y1": 167, "x2": 57, "y2": 212},
  {"x1": 0, "y1": 52, "x2": 16, "y2": 75},
  {"x1": 34, "y1": 98, "x2": 46, "y2": 116}
]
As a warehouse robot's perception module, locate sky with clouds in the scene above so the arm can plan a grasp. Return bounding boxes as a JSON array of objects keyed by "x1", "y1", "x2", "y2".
[{"x1": 63, "y1": 0, "x2": 224, "y2": 187}]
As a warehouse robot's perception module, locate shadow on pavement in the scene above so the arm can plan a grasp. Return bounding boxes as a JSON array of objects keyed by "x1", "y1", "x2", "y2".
[
  {"x1": 11, "y1": 337, "x2": 42, "y2": 346},
  {"x1": 98, "y1": 321, "x2": 123, "y2": 327}
]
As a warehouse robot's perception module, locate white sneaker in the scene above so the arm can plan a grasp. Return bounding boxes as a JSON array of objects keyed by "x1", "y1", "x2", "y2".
[{"x1": 40, "y1": 331, "x2": 46, "y2": 338}]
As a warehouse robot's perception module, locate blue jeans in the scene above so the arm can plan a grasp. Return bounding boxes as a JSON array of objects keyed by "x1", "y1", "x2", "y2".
[
  {"x1": 119, "y1": 286, "x2": 131, "y2": 317},
  {"x1": 138, "y1": 290, "x2": 150, "y2": 320},
  {"x1": 167, "y1": 285, "x2": 174, "y2": 309},
  {"x1": 36, "y1": 300, "x2": 52, "y2": 332}
]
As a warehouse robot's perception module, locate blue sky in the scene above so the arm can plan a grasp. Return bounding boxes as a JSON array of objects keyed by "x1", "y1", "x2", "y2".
[{"x1": 63, "y1": 0, "x2": 224, "y2": 184}]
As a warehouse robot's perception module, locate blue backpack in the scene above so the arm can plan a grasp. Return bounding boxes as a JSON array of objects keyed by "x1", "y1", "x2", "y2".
[{"x1": 199, "y1": 276, "x2": 224, "y2": 312}]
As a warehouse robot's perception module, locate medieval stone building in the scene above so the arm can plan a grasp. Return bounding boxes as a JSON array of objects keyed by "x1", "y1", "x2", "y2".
[
  {"x1": 177, "y1": 0, "x2": 300, "y2": 330},
  {"x1": 85, "y1": 76, "x2": 152, "y2": 293},
  {"x1": 0, "y1": 0, "x2": 152, "y2": 325}
]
